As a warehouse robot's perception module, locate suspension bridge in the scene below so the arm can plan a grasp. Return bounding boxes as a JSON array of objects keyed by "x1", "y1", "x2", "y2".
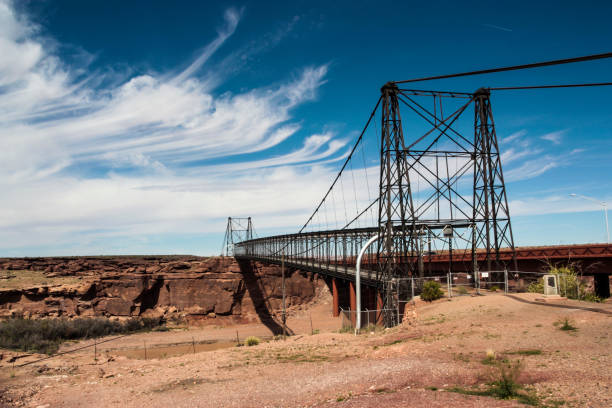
[{"x1": 221, "y1": 53, "x2": 612, "y2": 326}]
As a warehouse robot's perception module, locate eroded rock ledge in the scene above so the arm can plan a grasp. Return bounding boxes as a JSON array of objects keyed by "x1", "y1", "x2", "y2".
[{"x1": 0, "y1": 256, "x2": 326, "y2": 324}]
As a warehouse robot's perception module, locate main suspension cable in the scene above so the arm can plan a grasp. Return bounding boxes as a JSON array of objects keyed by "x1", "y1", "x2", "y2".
[
  {"x1": 393, "y1": 52, "x2": 612, "y2": 84},
  {"x1": 489, "y1": 82, "x2": 612, "y2": 90},
  {"x1": 294, "y1": 96, "x2": 382, "y2": 235}
]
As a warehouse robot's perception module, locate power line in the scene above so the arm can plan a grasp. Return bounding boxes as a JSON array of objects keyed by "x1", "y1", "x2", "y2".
[
  {"x1": 393, "y1": 52, "x2": 612, "y2": 84},
  {"x1": 489, "y1": 82, "x2": 612, "y2": 91}
]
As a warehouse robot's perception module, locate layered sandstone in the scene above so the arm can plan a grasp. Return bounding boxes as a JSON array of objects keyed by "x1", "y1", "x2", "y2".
[{"x1": 0, "y1": 256, "x2": 326, "y2": 324}]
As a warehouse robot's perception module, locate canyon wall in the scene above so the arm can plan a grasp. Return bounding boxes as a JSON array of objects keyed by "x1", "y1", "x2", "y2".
[{"x1": 0, "y1": 256, "x2": 327, "y2": 325}]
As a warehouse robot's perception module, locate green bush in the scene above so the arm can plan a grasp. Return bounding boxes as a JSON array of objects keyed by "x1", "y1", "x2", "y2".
[
  {"x1": 0, "y1": 317, "x2": 165, "y2": 355},
  {"x1": 421, "y1": 281, "x2": 444, "y2": 302},
  {"x1": 491, "y1": 360, "x2": 523, "y2": 399},
  {"x1": 448, "y1": 359, "x2": 540, "y2": 405},
  {"x1": 456, "y1": 286, "x2": 469, "y2": 295},
  {"x1": 527, "y1": 280, "x2": 543, "y2": 294},
  {"x1": 489, "y1": 285, "x2": 500, "y2": 292},
  {"x1": 529, "y1": 265, "x2": 602, "y2": 301},
  {"x1": 245, "y1": 336, "x2": 260, "y2": 346},
  {"x1": 552, "y1": 266, "x2": 582, "y2": 299},
  {"x1": 582, "y1": 292, "x2": 602, "y2": 303},
  {"x1": 557, "y1": 317, "x2": 577, "y2": 331}
]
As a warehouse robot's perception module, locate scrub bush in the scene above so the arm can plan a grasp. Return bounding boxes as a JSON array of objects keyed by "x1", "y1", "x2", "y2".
[{"x1": 421, "y1": 281, "x2": 444, "y2": 302}]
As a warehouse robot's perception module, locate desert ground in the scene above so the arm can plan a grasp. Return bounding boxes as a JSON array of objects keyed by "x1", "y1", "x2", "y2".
[{"x1": 1, "y1": 290, "x2": 610, "y2": 408}]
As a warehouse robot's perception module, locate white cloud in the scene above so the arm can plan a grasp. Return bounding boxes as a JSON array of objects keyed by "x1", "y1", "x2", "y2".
[
  {"x1": 501, "y1": 129, "x2": 527, "y2": 144},
  {"x1": 171, "y1": 8, "x2": 242, "y2": 83},
  {"x1": 0, "y1": 1, "x2": 593, "y2": 255},
  {"x1": 0, "y1": 1, "x2": 348, "y2": 255},
  {"x1": 540, "y1": 129, "x2": 566, "y2": 144},
  {"x1": 510, "y1": 194, "x2": 609, "y2": 217}
]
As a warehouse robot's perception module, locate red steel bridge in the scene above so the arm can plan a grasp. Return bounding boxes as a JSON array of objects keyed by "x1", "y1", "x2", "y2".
[{"x1": 223, "y1": 55, "x2": 612, "y2": 324}]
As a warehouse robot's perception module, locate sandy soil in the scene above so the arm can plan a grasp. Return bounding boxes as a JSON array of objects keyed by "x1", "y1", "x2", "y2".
[{"x1": 1, "y1": 293, "x2": 610, "y2": 408}]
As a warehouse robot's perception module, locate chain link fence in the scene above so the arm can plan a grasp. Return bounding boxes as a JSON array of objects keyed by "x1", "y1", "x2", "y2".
[{"x1": 338, "y1": 270, "x2": 581, "y2": 330}]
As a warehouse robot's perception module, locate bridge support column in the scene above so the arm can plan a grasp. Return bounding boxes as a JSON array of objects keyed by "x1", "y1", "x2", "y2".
[
  {"x1": 332, "y1": 278, "x2": 340, "y2": 317},
  {"x1": 349, "y1": 281, "x2": 356, "y2": 326}
]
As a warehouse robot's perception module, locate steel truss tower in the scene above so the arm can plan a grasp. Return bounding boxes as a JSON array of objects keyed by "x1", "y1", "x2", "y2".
[
  {"x1": 222, "y1": 217, "x2": 253, "y2": 256},
  {"x1": 377, "y1": 83, "x2": 417, "y2": 326},
  {"x1": 377, "y1": 85, "x2": 516, "y2": 323},
  {"x1": 472, "y1": 88, "x2": 517, "y2": 274}
]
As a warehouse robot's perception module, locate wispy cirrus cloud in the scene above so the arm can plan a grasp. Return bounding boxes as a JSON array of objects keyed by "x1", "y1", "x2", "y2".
[
  {"x1": 483, "y1": 23, "x2": 513, "y2": 32},
  {"x1": 540, "y1": 129, "x2": 566, "y2": 144},
  {"x1": 0, "y1": 0, "x2": 348, "y2": 255},
  {"x1": 499, "y1": 129, "x2": 580, "y2": 181},
  {"x1": 509, "y1": 193, "x2": 611, "y2": 217},
  {"x1": 0, "y1": 1, "x2": 338, "y2": 180},
  {"x1": 501, "y1": 129, "x2": 527, "y2": 144}
]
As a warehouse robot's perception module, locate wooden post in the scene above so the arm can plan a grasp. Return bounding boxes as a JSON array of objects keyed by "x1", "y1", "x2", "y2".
[{"x1": 310, "y1": 313, "x2": 314, "y2": 335}]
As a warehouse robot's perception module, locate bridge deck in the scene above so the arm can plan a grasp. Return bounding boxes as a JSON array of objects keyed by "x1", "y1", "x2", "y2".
[
  {"x1": 236, "y1": 255, "x2": 382, "y2": 286},
  {"x1": 237, "y1": 243, "x2": 612, "y2": 282}
]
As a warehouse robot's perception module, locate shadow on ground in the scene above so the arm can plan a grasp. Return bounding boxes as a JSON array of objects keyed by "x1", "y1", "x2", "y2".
[
  {"x1": 506, "y1": 294, "x2": 612, "y2": 315},
  {"x1": 237, "y1": 259, "x2": 294, "y2": 336}
]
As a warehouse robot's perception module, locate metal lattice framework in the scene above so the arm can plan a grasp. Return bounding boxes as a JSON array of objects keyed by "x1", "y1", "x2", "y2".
[
  {"x1": 232, "y1": 83, "x2": 518, "y2": 324},
  {"x1": 472, "y1": 88, "x2": 517, "y2": 272},
  {"x1": 221, "y1": 217, "x2": 253, "y2": 256},
  {"x1": 377, "y1": 83, "x2": 416, "y2": 324}
]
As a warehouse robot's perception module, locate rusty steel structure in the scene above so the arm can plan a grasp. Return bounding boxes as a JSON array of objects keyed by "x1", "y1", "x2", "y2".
[
  {"x1": 231, "y1": 81, "x2": 520, "y2": 324},
  {"x1": 227, "y1": 53, "x2": 612, "y2": 325}
]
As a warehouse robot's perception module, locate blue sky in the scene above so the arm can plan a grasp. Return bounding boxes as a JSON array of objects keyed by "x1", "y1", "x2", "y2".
[{"x1": 1, "y1": 0, "x2": 611, "y2": 256}]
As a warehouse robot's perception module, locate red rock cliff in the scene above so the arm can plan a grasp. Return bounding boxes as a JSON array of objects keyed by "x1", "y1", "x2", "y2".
[{"x1": 0, "y1": 256, "x2": 326, "y2": 325}]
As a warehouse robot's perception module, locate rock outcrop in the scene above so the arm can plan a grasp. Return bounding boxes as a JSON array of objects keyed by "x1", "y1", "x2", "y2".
[{"x1": 0, "y1": 256, "x2": 326, "y2": 324}]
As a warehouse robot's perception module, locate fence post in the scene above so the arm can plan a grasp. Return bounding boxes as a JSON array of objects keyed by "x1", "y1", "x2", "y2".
[
  {"x1": 504, "y1": 269, "x2": 508, "y2": 294},
  {"x1": 411, "y1": 276, "x2": 415, "y2": 302},
  {"x1": 396, "y1": 280, "x2": 400, "y2": 324}
]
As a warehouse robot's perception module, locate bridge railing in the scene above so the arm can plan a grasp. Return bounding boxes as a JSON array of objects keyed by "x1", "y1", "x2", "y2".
[
  {"x1": 233, "y1": 222, "x2": 479, "y2": 282},
  {"x1": 234, "y1": 226, "x2": 385, "y2": 282}
]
